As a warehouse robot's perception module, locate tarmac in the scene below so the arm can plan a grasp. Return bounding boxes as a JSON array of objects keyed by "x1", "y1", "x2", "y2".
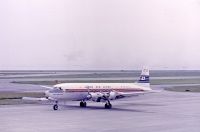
[
  {"x1": 1, "y1": 90, "x2": 200, "y2": 132},
  {"x1": 1, "y1": 71, "x2": 200, "y2": 132}
]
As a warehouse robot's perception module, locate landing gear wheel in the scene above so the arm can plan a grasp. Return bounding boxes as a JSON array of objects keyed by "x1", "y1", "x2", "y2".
[
  {"x1": 53, "y1": 104, "x2": 58, "y2": 110},
  {"x1": 105, "y1": 103, "x2": 112, "y2": 109},
  {"x1": 80, "y1": 101, "x2": 87, "y2": 107},
  {"x1": 83, "y1": 102, "x2": 87, "y2": 107}
]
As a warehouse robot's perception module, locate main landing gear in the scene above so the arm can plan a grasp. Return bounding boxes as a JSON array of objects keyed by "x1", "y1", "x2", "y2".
[
  {"x1": 103, "y1": 94, "x2": 112, "y2": 109},
  {"x1": 80, "y1": 101, "x2": 87, "y2": 107},
  {"x1": 104, "y1": 101, "x2": 112, "y2": 109},
  {"x1": 52, "y1": 100, "x2": 112, "y2": 110}
]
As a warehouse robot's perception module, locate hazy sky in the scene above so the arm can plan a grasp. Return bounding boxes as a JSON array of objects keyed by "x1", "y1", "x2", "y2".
[{"x1": 0, "y1": 0, "x2": 200, "y2": 70}]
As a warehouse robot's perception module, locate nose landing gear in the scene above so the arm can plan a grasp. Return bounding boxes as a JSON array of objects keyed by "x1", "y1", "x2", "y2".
[
  {"x1": 53, "y1": 104, "x2": 58, "y2": 110},
  {"x1": 53, "y1": 101, "x2": 58, "y2": 110}
]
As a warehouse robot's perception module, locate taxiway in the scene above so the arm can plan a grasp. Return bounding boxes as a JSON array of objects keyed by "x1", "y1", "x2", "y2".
[{"x1": 1, "y1": 90, "x2": 200, "y2": 132}]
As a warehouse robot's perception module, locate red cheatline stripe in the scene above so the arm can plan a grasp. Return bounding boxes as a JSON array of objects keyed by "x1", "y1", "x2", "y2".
[{"x1": 64, "y1": 88, "x2": 144, "y2": 92}]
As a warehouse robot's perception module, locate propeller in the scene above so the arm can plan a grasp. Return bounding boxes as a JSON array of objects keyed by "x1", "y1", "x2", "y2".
[{"x1": 86, "y1": 87, "x2": 92, "y2": 99}]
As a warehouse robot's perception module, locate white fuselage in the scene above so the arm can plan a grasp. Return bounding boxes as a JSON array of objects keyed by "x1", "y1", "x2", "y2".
[
  {"x1": 23, "y1": 68, "x2": 152, "y2": 110},
  {"x1": 45, "y1": 83, "x2": 152, "y2": 101}
]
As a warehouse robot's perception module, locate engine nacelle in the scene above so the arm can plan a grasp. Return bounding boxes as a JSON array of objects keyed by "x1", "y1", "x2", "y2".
[
  {"x1": 88, "y1": 91, "x2": 118, "y2": 102},
  {"x1": 108, "y1": 91, "x2": 118, "y2": 100},
  {"x1": 88, "y1": 92, "x2": 104, "y2": 102}
]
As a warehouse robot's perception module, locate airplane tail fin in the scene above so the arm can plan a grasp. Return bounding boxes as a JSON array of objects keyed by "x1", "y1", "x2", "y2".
[{"x1": 136, "y1": 67, "x2": 150, "y2": 87}]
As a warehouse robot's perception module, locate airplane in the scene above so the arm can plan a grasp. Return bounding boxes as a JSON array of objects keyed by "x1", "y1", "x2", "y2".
[{"x1": 23, "y1": 68, "x2": 154, "y2": 110}]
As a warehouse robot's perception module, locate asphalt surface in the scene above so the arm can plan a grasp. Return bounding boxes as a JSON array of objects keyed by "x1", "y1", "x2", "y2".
[
  {"x1": 1, "y1": 90, "x2": 200, "y2": 132},
  {"x1": 0, "y1": 79, "x2": 46, "y2": 92},
  {"x1": 1, "y1": 71, "x2": 200, "y2": 132}
]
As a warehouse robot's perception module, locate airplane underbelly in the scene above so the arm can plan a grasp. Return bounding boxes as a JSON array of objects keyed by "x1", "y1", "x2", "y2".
[{"x1": 52, "y1": 92, "x2": 88, "y2": 101}]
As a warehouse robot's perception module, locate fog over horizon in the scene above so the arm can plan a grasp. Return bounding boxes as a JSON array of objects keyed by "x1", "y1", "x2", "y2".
[{"x1": 0, "y1": 0, "x2": 200, "y2": 70}]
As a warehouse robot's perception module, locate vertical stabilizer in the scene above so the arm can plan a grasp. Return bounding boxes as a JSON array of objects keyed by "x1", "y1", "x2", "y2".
[{"x1": 136, "y1": 67, "x2": 150, "y2": 87}]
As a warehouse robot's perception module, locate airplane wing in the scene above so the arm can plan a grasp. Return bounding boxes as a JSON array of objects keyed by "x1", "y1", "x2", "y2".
[
  {"x1": 22, "y1": 97, "x2": 49, "y2": 101},
  {"x1": 87, "y1": 90, "x2": 161, "y2": 102},
  {"x1": 22, "y1": 97, "x2": 56, "y2": 101},
  {"x1": 40, "y1": 85, "x2": 54, "y2": 89},
  {"x1": 116, "y1": 90, "x2": 161, "y2": 98}
]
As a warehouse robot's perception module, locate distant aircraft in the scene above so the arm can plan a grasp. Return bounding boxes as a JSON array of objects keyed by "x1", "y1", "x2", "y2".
[{"x1": 23, "y1": 68, "x2": 155, "y2": 110}]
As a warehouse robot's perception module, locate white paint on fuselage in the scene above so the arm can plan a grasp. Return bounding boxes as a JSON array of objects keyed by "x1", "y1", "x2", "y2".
[
  {"x1": 47, "y1": 91, "x2": 88, "y2": 101},
  {"x1": 54, "y1": 83, "x2": 151, "y2": 91},
  {"x1": 45, "y1": 83, "x2": 152, "y2": 101}
]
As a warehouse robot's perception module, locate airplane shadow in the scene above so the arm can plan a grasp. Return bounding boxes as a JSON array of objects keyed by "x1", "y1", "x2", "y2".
[
  {"x1": 60, "y1": 104, "x2": 154, "y2": 113},
  {"x1": 118, "y1": 102, "x2": 164, "y2": 107}
]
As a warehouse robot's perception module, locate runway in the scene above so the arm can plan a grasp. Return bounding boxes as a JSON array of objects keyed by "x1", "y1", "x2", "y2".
[
  {"x1": 1, "y1": 70, "x2": 200, "y2": 132},
  {"x1": 1, "y1": 90, "x2": 200, "y2": 132}
]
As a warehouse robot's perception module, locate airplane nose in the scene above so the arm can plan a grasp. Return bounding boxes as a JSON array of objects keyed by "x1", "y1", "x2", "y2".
[{"x1": 45, "y1": 91, "x2": 50, "y2": 97}]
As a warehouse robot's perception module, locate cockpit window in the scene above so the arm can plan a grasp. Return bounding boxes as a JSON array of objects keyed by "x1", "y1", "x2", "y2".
[
  {"x1": 49, "y1": 87, "x2": 63, "y2": 93},
  {"x1": 54, "y1": 87, "x2": 62, "y2": 90}
]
